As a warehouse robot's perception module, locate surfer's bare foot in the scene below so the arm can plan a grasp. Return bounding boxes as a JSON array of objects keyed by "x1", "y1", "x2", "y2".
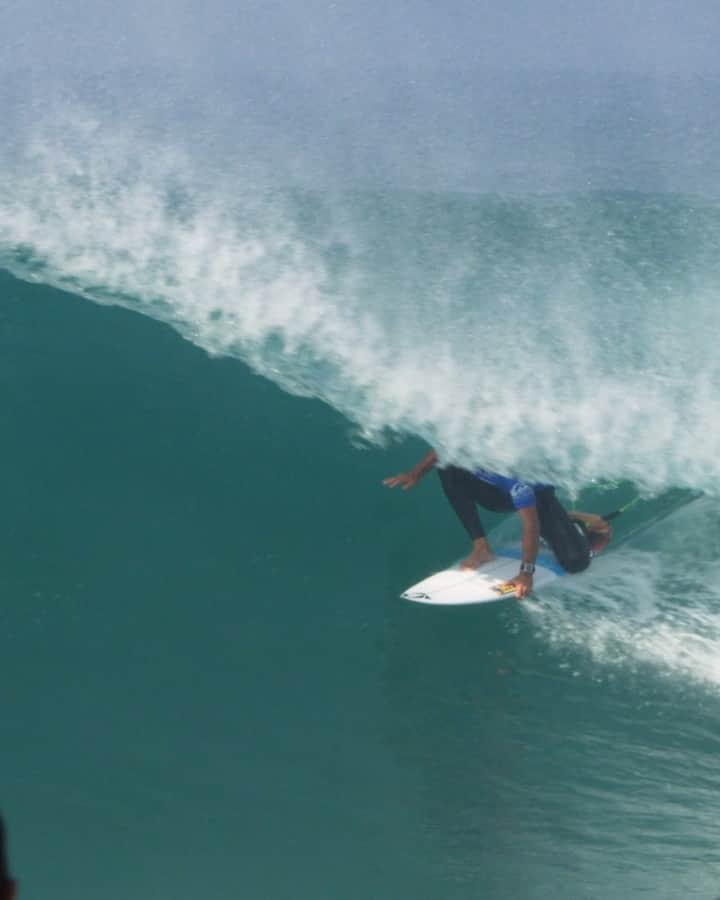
[{"x1": 460, "y1": 539, "x2": 496, "y2": 570}]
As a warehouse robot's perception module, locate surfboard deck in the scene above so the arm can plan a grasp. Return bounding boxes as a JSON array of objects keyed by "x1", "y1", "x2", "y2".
[{"x1": 401, "y1": 547, "x2": 566, "y2": 605}]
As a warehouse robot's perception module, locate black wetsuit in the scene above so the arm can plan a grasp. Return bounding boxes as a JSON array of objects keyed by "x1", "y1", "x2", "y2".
[{"x1": 438, "y1": 465, "x2": 590, "y2": 573}]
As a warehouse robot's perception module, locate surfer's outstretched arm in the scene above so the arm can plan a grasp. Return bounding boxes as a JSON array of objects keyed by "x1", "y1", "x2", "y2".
[{"x1": 383, "y1": 449, "x2": 438, "y2": 490}]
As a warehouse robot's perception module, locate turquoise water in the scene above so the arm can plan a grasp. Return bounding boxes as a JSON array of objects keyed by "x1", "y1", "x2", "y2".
[
  {"x1": 2, "y1": 268, "x2": 720, "y2": 899},
  {"x1": 3, "y1": 102, "x2": 720, "y2": 898}
]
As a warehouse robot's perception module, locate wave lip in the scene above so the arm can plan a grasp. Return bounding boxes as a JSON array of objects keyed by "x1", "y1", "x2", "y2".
[{"x1": 3, "y1": 114, "x2": 720, "y2": 495}]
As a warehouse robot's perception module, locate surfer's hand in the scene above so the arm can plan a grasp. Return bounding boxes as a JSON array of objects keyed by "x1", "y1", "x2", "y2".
[
  {"x1": 513, "y1": 572, "x2": 533, "y2": 599},
  {"x1": 382, "y1": 472, "x2": 419, "y2": 490}
]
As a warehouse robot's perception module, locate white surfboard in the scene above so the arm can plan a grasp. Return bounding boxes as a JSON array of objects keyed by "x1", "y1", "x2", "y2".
[{"x1": 401, "y1": 547, "x2": 566, "y2": 605}]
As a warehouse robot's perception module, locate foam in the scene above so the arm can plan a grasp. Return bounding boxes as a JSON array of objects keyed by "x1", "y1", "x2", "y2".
[
  {"x1": 528, "y1": 500, "x2": 720, "y2": 687},
  {"x1": 2, "y1": 110, "x2": 720, "y2": 496}
]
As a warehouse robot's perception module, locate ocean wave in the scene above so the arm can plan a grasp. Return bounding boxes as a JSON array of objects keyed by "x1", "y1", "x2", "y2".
[{"x1": 2, "y1": 112, "x2": 720, "y2": 495}]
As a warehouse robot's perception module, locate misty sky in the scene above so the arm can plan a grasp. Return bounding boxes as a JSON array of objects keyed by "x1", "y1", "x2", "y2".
[
  {"x1": 4, "y1": 0, "x2": 720, "y2": 76},
  {"x1": 3, "y1": 0, "x2": 720, "y2": 194}
]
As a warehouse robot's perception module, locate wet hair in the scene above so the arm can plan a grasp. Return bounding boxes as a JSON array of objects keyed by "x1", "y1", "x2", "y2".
[{"x1": 573, "y1": 518, "x2": 611, "y2": 552}]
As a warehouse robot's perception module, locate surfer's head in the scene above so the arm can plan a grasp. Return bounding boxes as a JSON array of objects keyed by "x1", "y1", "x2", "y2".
[{"x1": 575, "y1": 519, "x2": 611, "y2": 554}]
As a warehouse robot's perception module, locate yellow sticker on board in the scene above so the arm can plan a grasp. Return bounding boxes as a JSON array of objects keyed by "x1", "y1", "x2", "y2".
[{"x1": 492, "y1": 581, "x2": 518, "y2": 595}]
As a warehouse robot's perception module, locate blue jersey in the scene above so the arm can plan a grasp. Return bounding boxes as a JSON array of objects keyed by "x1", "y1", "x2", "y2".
[{"x1": 472, "y1": 468, "x2": 552, "y2": 510}]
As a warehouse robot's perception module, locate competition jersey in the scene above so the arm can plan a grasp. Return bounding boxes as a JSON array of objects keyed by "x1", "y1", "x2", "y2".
[{"x1": 472, "y1": 468, "x2": 553, "y2": 510}]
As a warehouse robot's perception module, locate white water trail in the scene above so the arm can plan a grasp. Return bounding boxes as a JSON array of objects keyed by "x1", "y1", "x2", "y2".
[{"x1": 528, "y1": 499, "x2": 720, "y2": 688}]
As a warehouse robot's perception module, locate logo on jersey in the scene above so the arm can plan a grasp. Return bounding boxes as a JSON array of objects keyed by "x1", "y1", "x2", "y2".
[{"x1": 510, "y1": 481, "x2": 535, "y2": 508}]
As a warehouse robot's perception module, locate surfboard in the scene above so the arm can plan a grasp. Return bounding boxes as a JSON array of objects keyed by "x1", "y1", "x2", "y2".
[{"x1": 401, "y1": 547, "x2": 567, "y2": 605}]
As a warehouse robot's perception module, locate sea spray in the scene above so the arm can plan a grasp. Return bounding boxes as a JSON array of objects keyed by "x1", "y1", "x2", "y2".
[{"x1": 2, "y1": 113, "x2": 720, "y2": 495}]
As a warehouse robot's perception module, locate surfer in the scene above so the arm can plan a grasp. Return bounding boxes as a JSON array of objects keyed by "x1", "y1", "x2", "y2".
[{"x1": 384, "y1": 449, "x2": 592, "y2": 599}]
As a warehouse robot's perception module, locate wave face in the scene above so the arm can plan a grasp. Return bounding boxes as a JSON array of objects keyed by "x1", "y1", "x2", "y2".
[
  {"x1": 2, "y1": 270, "x2": 720, "y2": 900},
  {"x1": 2, "y1": 103, "x2": 720, "y2": 497},
  {"x1": 3, "y1": 72, "x2": 720, "y2": 896}
]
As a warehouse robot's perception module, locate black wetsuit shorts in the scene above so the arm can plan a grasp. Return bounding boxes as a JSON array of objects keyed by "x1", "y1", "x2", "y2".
[{"x1": 437, "y1": 465, "x2": 590, "y2": 574}]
